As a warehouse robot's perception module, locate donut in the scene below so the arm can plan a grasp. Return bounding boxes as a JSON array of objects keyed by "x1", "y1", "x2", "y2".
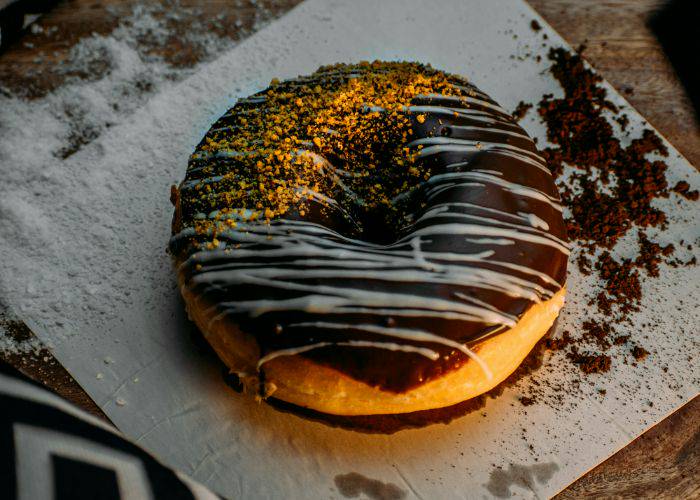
[{"x1": 169, "y1": 61, "x2": 569, "y2": 417}]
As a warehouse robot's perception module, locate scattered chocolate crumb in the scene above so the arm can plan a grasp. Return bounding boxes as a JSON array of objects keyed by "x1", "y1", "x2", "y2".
[
  {"x1": 567, "y1": 348, "x2": 611, "y2": 374},
  {"x1": 576, "y1": 254, "x2": 592, "y2": 275},
  {"x1": 545, "y1": 330, "x2": 572, "y2": 351},
  {"x1": 595, "y1": 252, "x2": 642, "y2": 315},
  {"x1": 615, "y1": 113, "x2": 629, "y2": 131},
  {"x1": 539, "y1": 47, "x2": 669, "y2": 250},
  {"x1": 535, "y1": 46, "x2": 695, "y2": 376},
  {"x1": 520, "y1": 396, "x2": 536, "y2": 406},
  {"x1": 672, "y1": 181, "x2": 699, "y2": 201},
  {"x1": 636, "y1": 232, "x2": 674, "y2": 277},
  {"x1": 530, "y1": 19, "x2": 542, "y2": 32},
  {"x1": 582, "y1": 320, "x2": 613, "y2": 350},
  {"x1": 613, "y1": 335, "x2": 630, "y2": 346},
  {"x1": 512, "y1": 101, "x2": 533, "y2": 121},
  {"x1": 631, "y1": 346, "x2": 649, "y2": 361}
]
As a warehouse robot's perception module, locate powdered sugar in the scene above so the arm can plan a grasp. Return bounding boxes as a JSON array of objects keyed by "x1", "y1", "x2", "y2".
[{"x1": 0, "y1": 1, "x2": 289, "y2": 348}]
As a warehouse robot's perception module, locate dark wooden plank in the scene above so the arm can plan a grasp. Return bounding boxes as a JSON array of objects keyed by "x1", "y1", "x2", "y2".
[
  {"x1": 557, "y1": 397, "x2": 699, "y2": 498},
  {"x1": 0, "y1": 0, "x2": 302, "y2": 98}
]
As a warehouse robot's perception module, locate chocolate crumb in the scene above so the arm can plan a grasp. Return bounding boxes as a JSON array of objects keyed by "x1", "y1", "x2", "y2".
[
  {"x1": 615, "y1": 113, "x2": 629, "y2": 131},
  {"x1": 534, "y1": 46, "x2": 696, "y2": 376},
  {"x1": 567, "y1": 348, "x2": 611, "y2": 374},
  {"x1": 672, "y1": 181, "x2": 699, "y2": 201},
  {"x1": 613, "y1": 335, "x2": 630, "y2": 346},
  {"x1": 530, "y1": 19, "x2": 542, "y2": 32},
  {"x1": 520, "y1": 396, "x2": 536, "y2": 406},
  {"x1": 595, "y1": 252, "x2": 642, "y2": 315},
  {"x1": 576, "y1": 254, "x2": 592, "y2": 275},
  {"x1": 512, "y1": 101, "x2": 533, "y2": 121},
  {"x1": 631, "y1": 346, "x2": 649, "y2": 361},
  {"x1": 539, "y1": 48, "x2": 670, "y2": 252},
  {"x1": 582, "y1": 320, "x2": 613, "y2": 350},
  {"x1": 636, "y1": 232, "x2": 674, "y2": 277},
  {"x1": 545, "y1": 330, "x2": 572, "y2": 351}
]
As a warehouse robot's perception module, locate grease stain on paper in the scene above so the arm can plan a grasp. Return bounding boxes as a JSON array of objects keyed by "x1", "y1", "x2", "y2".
[
  {"x1": 335, "y1": 472, "x2": 406, "y2": 500},
  {"x1": 486, "y1": 462, "x2": 559, "y2": 498}
]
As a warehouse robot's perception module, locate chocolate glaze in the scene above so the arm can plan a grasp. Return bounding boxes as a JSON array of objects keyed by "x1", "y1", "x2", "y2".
[{"x1": 170, "y1": 63, "x2": 569, "y2": 393}]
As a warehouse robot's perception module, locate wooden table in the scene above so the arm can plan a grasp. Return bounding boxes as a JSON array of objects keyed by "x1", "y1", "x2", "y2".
[{"x1": 1, "y1": 1, "x2": 697, "y2": 497}]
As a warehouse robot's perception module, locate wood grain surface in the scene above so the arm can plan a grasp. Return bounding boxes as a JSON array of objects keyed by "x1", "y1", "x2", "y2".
[{"x1": 0, "y1": 1, "x2": 697, "y2": 498}]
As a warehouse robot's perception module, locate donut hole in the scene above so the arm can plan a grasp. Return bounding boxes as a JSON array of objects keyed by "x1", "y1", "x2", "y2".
[
  {"x1": 326, "y1": 182, "x2": 423, "y2": 246},
  {"x1": 306, "y1": 117, "x2": 438, "y2": 245},
  {"x1": 354, "y1": 208, "x2": 408, "y2": 245}
]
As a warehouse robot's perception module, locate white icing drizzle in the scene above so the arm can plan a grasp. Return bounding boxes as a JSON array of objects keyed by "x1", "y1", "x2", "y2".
[
  {"x1": 284, "y1": 321, "x2": 492, "y2": 379},
  {"x1": 518, "y1": 211, "x2": 550, "y2": 231},
  {"x1": 447, "y1": 124, "x2": 530, "y2": 140},
  {"x1": 411, "y1": 236, "x2": 435, "y2": 270},
  {"x1": 407, "y1": 105, "x2": 512, "y2": 124},
  {"x1": 257, "y1": 340, "x2": 441, "y2": 369},
  {"x1": 401, "y1": 223, "x2": 570, "y2": 255},
  {"x1": 414, "y1": 93, "x2": 510, "y2": 115},
  {"x1": 424, "y1": 171, "x2": 563, "y2": 212},
  {"x1": 288, "y1": 321, "x2": 477, "y2": 354},
  {"x1": 415, "y1": 206, "x2": 569, "y2": 253},
  {"x1": 410, "y1": 137, "x2": 551, "y2": 175}
]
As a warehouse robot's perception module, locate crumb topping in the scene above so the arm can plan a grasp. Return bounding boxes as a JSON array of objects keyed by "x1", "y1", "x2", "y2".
[{"x1": 178, "y1": 61, "x2": 464, "y2": 241}]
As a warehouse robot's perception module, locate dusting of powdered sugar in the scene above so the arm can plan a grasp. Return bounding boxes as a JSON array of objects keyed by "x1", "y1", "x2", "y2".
[
  {"x1": 0, "y1": 1, "x2": 296, "y2": 353},
  {"x1": 0, "y1": 299, "x2": 44, "y2": 356}
]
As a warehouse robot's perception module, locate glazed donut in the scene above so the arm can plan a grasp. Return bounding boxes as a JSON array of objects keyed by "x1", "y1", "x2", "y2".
[{"x1": 170, "y1": 61, "x2": 568, "y2": 416}]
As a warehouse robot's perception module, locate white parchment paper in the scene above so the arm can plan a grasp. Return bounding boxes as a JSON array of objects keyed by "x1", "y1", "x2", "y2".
[{"x1": 1, "y1": 0, "x2": 698, "y2": 497}]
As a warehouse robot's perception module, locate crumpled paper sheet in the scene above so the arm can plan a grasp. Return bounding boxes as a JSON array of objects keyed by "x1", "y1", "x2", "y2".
[{"x1": 3, "y1": 0, "x2": 698, "y2": 497}]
